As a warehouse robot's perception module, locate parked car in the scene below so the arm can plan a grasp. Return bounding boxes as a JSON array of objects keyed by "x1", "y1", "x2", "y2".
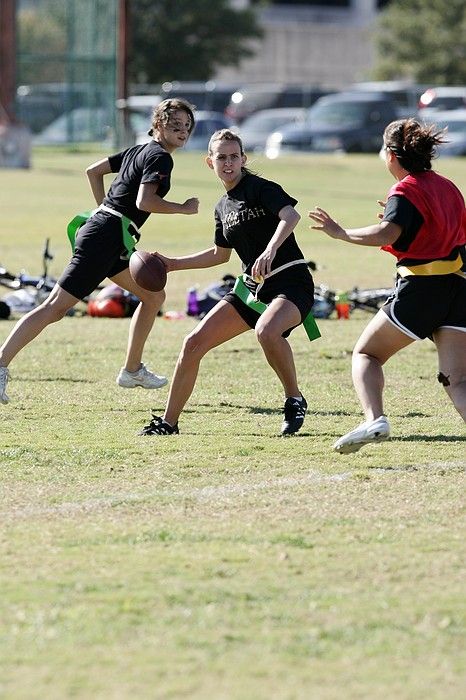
[
  {"x1": 225, "y1": 84, "x2": 333, "y2": 123},
  {"x1": 33, "y1": 107, "x2": 112, "y2": 145},
  {"x1": 424, "y1": 109, "x2": 466, "y2": 157},
  {"x1": 239, "y1": 107, "x2": 306, "y2": 152},
  {"x1": 16, "y1": 82, "x2": 108, "y2": 133},
  {"x1": 349, "y1": 81, "x2": 425, "y2": 118},
  {"x1": 265, "y1": 92, "x2": 398, "y2": 158},
  {"x1": 135, "y1": 110, "x2": 234, "y2": 150},
  {"x1": 418, "y1": 86, "x2": 466, "y2": 116},
  {"x1": 156, "y1": 80, "x2": 240, "y2": 113}
]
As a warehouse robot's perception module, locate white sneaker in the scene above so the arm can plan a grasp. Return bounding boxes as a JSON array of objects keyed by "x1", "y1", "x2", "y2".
[
  {"x1": 116, "y1": 363, "x2": 168, "y2": 390},
  {"x1": 334, "y1": 415, "x2": 390, "y2": 454},
  {"x1": 0, "y1": 366, "x2": 10, "y2": 404}
]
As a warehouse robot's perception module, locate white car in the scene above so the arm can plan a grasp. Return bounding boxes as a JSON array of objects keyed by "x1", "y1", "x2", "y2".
[
  {"x1": 378, "y1": 109, "x2": 466, "y2": 160},
  {"x1": 33, "y1": 108, "x2": 112, "y2": 145},
  {"x1": 426, "y1": 109, "x2": 466, "y2": 157},
  {"x1": 418, "y1": 86, "x2": 466, "y2": 118}
]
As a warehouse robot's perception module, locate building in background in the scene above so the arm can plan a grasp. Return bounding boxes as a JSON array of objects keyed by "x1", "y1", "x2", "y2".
[{"x1": 218, "y1": 0, "x2": 390, "y2": 88}]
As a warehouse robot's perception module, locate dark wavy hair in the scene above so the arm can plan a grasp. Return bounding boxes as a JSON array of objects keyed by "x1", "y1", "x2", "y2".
[
  {"x1": 383, "y1": 118, "x2": 447, "y2": 172},
  {"x1": 148, "y1": 98, "x2": 195, "y2": 137}
]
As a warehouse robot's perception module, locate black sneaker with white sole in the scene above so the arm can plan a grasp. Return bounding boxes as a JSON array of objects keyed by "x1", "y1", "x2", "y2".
[
  {"x1": 281, "y1": 395, "x2": 307, "y2": 436},
  {"x1": 138, "y1": 413, "x2": 179, "y2": 436}
]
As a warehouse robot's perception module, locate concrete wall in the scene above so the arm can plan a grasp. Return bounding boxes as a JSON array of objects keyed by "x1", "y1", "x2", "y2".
[{"x1": 216, "y1": 2, "x2": 379, "y2": 89}]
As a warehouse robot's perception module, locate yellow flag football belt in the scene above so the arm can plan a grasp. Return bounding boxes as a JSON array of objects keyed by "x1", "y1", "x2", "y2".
[{"x1": 397, "y1": 253, "x2": 463, "y2": 277}]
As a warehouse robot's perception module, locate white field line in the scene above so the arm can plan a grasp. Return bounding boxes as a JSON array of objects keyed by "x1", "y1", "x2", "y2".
[
  {"x1": 3, "y1": 470, "x2": 351, "y2": 520},
  {"x1": 3, "y1": 460, "x2": 464, "y2": 521}
]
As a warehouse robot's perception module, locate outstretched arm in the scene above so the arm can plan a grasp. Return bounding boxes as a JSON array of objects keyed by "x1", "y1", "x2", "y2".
[
  {"x1": 155, "y1": 245, "x2": 231, "y2": 273},
  {"x1": 136, "y1": 182, "x2": 199, "y2": 215},
  {"x1": 308, "y1": 207, "x2": 401, "y2": 247}
]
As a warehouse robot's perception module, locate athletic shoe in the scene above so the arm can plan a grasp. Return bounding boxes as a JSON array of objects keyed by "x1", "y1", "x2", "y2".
[
  {"x1": 334, "y1": 415, "x2": 390, "y2": 454},
  {"x1": 0, "y1": 367, "x2": 10, "y2": 404},
  {"x1": 281, "y1": 394, "x2": 307, "y2": 435},
  {"x1": 138, "y1": 414, "x2": 179, "y2": 436},
  {"x1": 117, "y1": 363, "x2": 168, "y2": 390}
]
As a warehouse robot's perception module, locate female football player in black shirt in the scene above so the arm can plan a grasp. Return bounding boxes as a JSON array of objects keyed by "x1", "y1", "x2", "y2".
[
  {"x1": 0, "y1": 99, "x2": 199, "y2": 405},
  {"x1": 140, "y1": 129, "x2": 315, "y2": 437}
]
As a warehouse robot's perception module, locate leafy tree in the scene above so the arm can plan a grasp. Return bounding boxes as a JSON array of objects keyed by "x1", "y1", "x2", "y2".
[
  {"x1": 373, "y1": 0, "x2": 466, "y2": 84},
  {"x1": 128, "y1": 0, "x2": 263, "y2": 84}
]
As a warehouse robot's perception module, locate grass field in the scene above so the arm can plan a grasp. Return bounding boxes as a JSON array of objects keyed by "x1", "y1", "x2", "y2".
[{"x1": 0, "y1": 148, "x2": 465, "y2": 699}]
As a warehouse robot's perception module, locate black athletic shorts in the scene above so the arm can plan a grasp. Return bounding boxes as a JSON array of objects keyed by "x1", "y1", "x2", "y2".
[
  {"x1": 382, "y1": 273, "x2": 466, "y2": 340},
  {"x1": 223, "y1": 275, "x2": 314, "y2": 337},
  {"x1": 58, "y1": 211, "x2": 131, "y2": 300}
]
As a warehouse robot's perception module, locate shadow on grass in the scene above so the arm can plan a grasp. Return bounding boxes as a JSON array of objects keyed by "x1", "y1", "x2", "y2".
[
  {"x1": 319, "y1": 433, "x2": 466, "y2": 444},
  {"x1": 396, "y1": 434, "x2": 466, "y2": 443},
  {"x1": 216, "y1": 402, "x2": 352, "y2": 417},
  {"x1": 18, "y1": 377, "x2": 93, "y2": 384}
]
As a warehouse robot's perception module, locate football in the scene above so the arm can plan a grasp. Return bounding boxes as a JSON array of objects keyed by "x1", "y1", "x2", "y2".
[{"x1": 129, "y1": 251, "x2": 167, "y2": 292}]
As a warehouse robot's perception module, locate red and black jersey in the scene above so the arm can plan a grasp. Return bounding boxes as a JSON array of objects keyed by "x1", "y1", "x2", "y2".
[{"x1": 382, "y1": 171, "x2": 466, "y2": 274}]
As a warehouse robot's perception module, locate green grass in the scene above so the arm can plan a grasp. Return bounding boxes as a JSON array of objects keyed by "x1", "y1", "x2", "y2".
[{"x1": 0, "y1": 148, "x2": 465, "y2": 699}]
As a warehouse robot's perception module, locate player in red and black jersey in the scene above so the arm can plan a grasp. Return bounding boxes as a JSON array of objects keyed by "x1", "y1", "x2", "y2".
[
  {"x1": 309, "y1": 118, "x2": 466, "y2": 453},
  {"x1": 0, "y1": 99, "x2": 199, "y2": 405}
]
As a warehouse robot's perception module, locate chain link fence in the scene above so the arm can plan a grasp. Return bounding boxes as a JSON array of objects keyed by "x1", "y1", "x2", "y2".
[{"x1": 16, "y1": 0, "x2": 117, "y2": 144}]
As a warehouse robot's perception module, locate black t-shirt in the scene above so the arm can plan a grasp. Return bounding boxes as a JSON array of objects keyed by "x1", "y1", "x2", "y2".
[
  {"x1": 214, "y1": 174, "x2": 307, "y2": 291},
  {"x1": 104, "y1": 140, "x2": 173, "y2": 228}
]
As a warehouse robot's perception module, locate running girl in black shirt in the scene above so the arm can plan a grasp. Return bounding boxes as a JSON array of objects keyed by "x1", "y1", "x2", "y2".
[
  {"x1": 139, "y1": 129, "x2": 315, "y2": 437},
  {"x1": 0, "y1": 99, "x2": 199, "y2": 405}
]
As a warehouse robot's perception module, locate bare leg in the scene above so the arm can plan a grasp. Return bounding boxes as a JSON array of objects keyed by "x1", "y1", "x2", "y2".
[
  {"x1": 433, "y1": 327, "x2": 466, "y2": 421},
  {"x1": 352, "y1": 310, "x2": 415, "y2": 421},
  {"x1": 111, "y1": 268, "x2": 165, "y2": 372},
  {"x1": 255, "y1": 298, "x2": 302, "y2": 397},
  {"x1": 163, "y1": 300, "x2": 250, "y2": 426},
  {"x1": 0, "y1": 284, "x2": 79, "y2": 367}
]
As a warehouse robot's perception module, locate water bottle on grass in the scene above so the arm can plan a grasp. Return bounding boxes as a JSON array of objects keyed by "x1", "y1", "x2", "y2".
[
  {"x1": 187, "y1": 286, "x2": 199, "y2": 317},
  {"x1": 335, "y1": 291, "x2": 350, "y2": 319}
]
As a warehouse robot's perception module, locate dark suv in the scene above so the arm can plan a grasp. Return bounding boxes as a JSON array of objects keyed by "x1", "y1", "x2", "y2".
[
  {"x1": 265, "y1": 92, "x2": 398, "y2": 157},
  {"x1": 225, "y1": 84, "x2": 333, "y2": 123}
]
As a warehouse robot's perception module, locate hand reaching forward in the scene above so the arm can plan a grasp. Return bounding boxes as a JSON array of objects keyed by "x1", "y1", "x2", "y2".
[
  {"x1": 308, "y1": 207, "x2": 345, "y2": 240},
  {"x1": 377, "y1": 199, "x2": 386, "y2": 220}
]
